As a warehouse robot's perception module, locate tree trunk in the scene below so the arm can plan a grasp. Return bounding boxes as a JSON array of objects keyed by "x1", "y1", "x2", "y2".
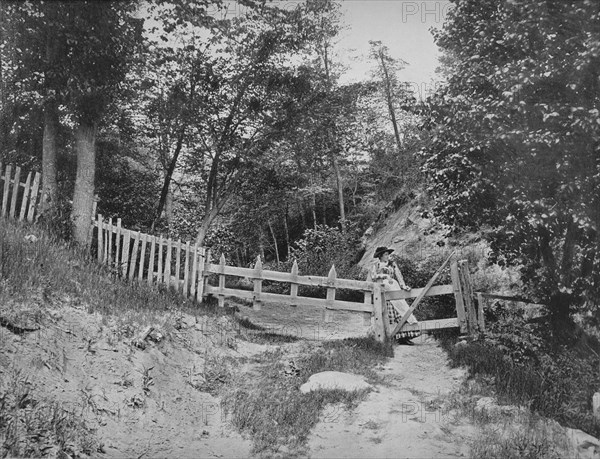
[
  {"x1": 283, "y1": 204, "x2": 290, "y2": 259},
  {"x1": 311, "y1": 191, "x2": 318, "y2": 229},
  {"x1": 378, "y1": 50, "x2": 402, "y2": 154},
  {"x1": 165, "y1": 186, "x2": 173, "y2": 230},
  {"x1": 332, "y1": 155, "x2": 346, "y2": 232},
  {"x1": 152, "y1": 127, "x2": 184, "y2": 231},
  {"x1": 71, "y1": 122, "x2": 97, "y2": 248},
  {"x1": 268, "y1": 220, "x2": 280, "y2": 264},
  {"x1": 41, "y1": 105, "x2": 59, "y2": 214}
]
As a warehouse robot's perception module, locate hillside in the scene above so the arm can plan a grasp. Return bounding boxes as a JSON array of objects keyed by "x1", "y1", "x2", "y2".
[{"x1": 358, "y1": 193, "x2": 522, "y2": 297}]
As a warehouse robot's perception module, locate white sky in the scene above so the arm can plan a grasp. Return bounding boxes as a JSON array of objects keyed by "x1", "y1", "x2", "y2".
[{"x1": 333, "y1": 0, "x2": 452, "y2": 97}]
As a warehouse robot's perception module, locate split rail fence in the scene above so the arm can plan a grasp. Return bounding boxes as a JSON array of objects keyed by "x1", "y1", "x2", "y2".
[{"x1": 1, "y1": 162, "x2": 485, "y2": 342}]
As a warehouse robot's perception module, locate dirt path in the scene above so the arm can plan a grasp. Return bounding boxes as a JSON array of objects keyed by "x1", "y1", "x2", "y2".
[
  {"x1": 306, "y1": 335, "x2": 473, "y2": 458},
  {"x1": 238, "y1": 301, "x2": 475, "y2": 458}
]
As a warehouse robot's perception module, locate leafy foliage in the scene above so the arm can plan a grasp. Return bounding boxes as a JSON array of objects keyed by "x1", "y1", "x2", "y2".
[{"x1": 423, "y1": 0, "x2": 600, "y2": 332}]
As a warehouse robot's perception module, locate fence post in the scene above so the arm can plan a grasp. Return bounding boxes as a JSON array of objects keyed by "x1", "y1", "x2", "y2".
[
  {"x1": 107, "y1": 218, "x2": 113, "y2": 266},
  {"x1": 157, "y1": 235, "x2": 164, "y2": 285},
  {"x1": 183, "y1": 241, "x2": 191, "y2": 297},
  {"x1": 372, "y1": 284, "x2": 386, "y2": 343},
  {"x1": 175, "y1": 239, "x2": 181, "y2": 293},
  {"x1": 363, "y1": 271, "x2": 374, "y2": 326},
  {"x1": 27, "y1": 172, "x2": 40, "y2": 222},
  {"x1": 451, "y1": 261, "x2": 468, "y2": 334},
  {"x1": 148, "y1": 236, "x2": 156, "y2": 286},
  {"x1": 121, "y1": 229, "x2": 131, "y2": 278},
  {"x1": 190, "y1": 243, "x2": 199, "y2": 299},
  {"x1": 2, "y1": 164, "x2": 12, "y2": 217},
  {"x1": 19, "y1": 172, "x2": 32, "y2": 221},
  {"x1": 289, "y1": 260, "x2": 299, "y2": 307},
  {"x1": 9, "y1": 166, "x2": 20, "y2": 219},
  {"x1": 164, "y1": 237, "x2": 172, "y2": 289},
  {"x1": 196, "y1": 246, "x2": 206, "y2": 302},
  {"x1": 253, "y1": 256, "x2": 262, "y2": 311},
  {"x1": 115, "y1": 218, "x2": 122, "y2": 271},
  {"x1": 138, "y1": 233, "x2": 147, "y2": 283},
  {"x1": 129, "y1": 231, "x2": 140, "y2": 281},
  {"x1": 323, "y1": 265, "x2": 336, "y2": 323},
  {"x1": 476, "y1": 292, "x2": 486, "y2": 332},
  {"x1": 458, "y1": 260, "x2": 477, "y2": 334},
  {"x1": 217, "y1": 253, "x2": 226, "y2": 308}
]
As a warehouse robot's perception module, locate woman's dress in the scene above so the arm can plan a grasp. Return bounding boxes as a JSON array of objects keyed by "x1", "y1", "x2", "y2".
[{"x1": 370, "y1": 260, "x2": 421, "y2": 340}]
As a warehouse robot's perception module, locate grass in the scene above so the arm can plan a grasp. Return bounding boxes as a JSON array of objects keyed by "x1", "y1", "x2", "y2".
[
  {"x1": 220, "y1": 337, "x2": 393, "y2": 455},
  {"x1": 0, "y1": 218, "x2": 225, "y2": 329},
  {"x1": 436, "y1": 324, "x2": 600, "y2": 441},
  {"x1": 0, "y1": 368, "x2": 97, "y2": 458}
]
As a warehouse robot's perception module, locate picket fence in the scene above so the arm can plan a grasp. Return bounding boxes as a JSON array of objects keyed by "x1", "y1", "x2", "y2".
[{"x1": 1, "y1": 162, "x2": 484, "y2": 342}]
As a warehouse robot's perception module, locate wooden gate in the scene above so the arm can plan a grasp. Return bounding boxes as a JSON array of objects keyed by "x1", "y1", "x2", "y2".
[{"x1": 374, "y1": 258, "x2": 484, "y2": 342}]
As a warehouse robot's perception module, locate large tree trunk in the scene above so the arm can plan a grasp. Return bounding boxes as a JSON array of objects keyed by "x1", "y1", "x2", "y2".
[
  {"x1": 41, "y1": 105, "x2": 59, "y2": 214},
  {"x1": 71, "y1": 122, "x2": 96, "y2": 248},
  {"x1": 332, "y1": 155, "x2": 346, "y2": 232}
]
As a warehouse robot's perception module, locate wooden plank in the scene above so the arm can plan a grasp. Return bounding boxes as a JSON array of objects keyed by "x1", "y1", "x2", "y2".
[
  {"x1": 451, "y1": 261, "x2": 467, "y2": 333},
  {"x1": 121, "y1": 229, "x2": 131, "y2": 277},
  {"x1": 381, "y1": 290, "x2": 391, "y2": 339},
  {"x1": 399, "y1": 317, "x2": 459, "y2": 333},
  {"x1": 129, "y1": 231, "x2": 140, "y2": 281},
  {"x1": 138, "y1": 233, "x2": 147, "y2": 283},
  {"x1": 2, "y1": 164, "x2": 12, "y2": 217},
  {"x1": 252, "y1": 256, "x2": 262, "y2": 311},
  {"x1": 477, "y1": 292, "x2": 486, "y2": 332},
  {"x1": 196, "y1": 246, "x2": 205, "y2": 301},
  {"x1": 183, "y1": 241, "x2": 190, "y2": 297},
  {"x1": 9, "y1": 166, "x2": 20, "y2": 219},
  {"x1": 390, "y1": 251, "x2": 455, "y2": 338},
  {"x1": 203, "y1": 285, "x2": 374, "y2": 313},
  {"x1": 19, "y1": 172, "x2": 32, "y2": 221},
  {"x1": 175, "y1": 240, "x2": 181, "y2": 294},
  {"x1": 204, "y1": 263, "x2": 375, "y2": 291},
  {"x1": 107, "y1": 218, "x2": 113, "y2": 265},
  {"x1": 27, "y1": 172, "x2": 40, "y2": 222},
  {"x1": 103, "y1": 222, "x2": 108, "y2": 265},
  {"x1": 148, "y1": 236, "x2": 156, "y2": 286},
  {"x1": 97, "y1": 214, "x2": 103, "y2": 262},
  {"x1": 190, "y1": 243, "x2": 199, "y2": 299},
  {"x1": 115, "y1": 218, "x2": 122, "y2": 271},
  {"x1": 323, "y1": 265, "x2": 336, "y2": 322},
  {"x1": 218, "y1": 253, "x2": 226, "y2": 308},
  {"x1": 372, "y1": 284, "x2": 385, "y2": 342},
  {"x1": 459, "y1": 260, "x2": 476, "y2": 334},
  {"x1": 383, "y1": 284, "x2": 454, "y2": 301},
  {"x1": 164, "y1": 237, "x2": 172, "y2": 289},
  {"x1": 363, "y1": 271, "x2": 373, "y2": 326},
  {"x1": 156, "y1": 235, "x2": 164, "y2": 285},
  {"x1": 290, "y1": 260, "x2": 299, "y2": 307}
]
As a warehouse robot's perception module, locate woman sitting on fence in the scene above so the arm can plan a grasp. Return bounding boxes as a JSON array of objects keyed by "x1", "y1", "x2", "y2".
[{"x1": 370, "y1": 246, "x2": 421, "y2": 345}]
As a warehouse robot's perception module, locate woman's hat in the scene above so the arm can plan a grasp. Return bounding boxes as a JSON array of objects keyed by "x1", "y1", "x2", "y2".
[{"x1": 373, "y1": 246, "x2": 394, "y2": 259}]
